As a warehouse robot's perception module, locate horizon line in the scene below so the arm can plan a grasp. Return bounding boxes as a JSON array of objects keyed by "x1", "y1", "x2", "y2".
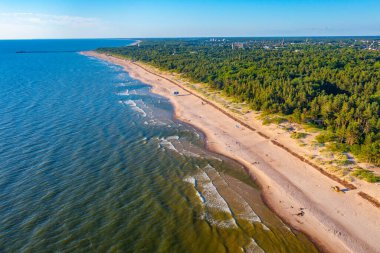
[{"x1": 1, "y1": 35, "x2": 380, "y2": 40}]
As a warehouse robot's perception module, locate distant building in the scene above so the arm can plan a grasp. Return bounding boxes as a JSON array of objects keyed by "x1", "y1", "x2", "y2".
[{"x1": 232, "y1": 42, "x2": 245, "y2": 49}]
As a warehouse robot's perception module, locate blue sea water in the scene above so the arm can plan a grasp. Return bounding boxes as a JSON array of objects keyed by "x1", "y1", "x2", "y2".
[{"x1": 0, "y1": 39, "x2": 318, "y2": 252}]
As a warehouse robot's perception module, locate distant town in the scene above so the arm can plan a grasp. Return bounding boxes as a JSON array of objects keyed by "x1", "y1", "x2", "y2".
[{"x1": 206, "y1": 37, "x2": 380, "y2": 51}]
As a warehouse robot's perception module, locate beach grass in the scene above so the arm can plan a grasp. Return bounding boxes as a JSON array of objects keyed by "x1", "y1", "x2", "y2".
[
  {"x1": 261, "y1": 115, "x2": 288, "y2": 125},
  {"x1": 351, "y1": 168, "x2": 380, "y2": 183},
  {"x1": 290, "y1": 132, "x2": 308, "y2": 139}
]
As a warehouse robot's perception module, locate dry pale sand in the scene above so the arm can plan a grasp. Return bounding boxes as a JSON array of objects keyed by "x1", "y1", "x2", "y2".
[{"x1": 82, "y1": 51, "x2": 380, "y2": 253}]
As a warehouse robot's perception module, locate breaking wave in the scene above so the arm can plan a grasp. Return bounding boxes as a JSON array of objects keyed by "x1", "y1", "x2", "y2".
[{"x1": 121, "y1": 100, "x2": 147, "y2": 117}]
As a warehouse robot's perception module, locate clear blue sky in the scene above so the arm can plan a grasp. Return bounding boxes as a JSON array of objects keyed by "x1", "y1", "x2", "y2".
[{"x1": 0, "y1": 0, "x2": 379, "y2": 39}]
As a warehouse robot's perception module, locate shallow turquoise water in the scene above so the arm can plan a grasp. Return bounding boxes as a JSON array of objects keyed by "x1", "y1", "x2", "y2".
[{"x1": 0, "y1": 40, "x2": 318, "y2": 252}]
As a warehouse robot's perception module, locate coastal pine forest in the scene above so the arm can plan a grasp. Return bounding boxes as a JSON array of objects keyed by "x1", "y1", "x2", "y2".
[{"x1": 98, "y1": 37, "x2": 380, "y2": 165}]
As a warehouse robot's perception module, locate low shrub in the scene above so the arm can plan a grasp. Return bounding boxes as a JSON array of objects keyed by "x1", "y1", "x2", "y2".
[
  {"x1": 316, "y1": 132, "x2": 336, "y2": 143},
  {"x1": 351, "y1": 168, "x2": 380, "y2": 183},
  {"x1": 263, "y1": 116, "x2": 287, "y2": 125},
  {"x1": 291, "y1": 132, "x2": 308, "y2": 139}
]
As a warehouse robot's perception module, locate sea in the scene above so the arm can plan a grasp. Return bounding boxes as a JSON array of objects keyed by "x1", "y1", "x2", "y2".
[{"x1": 0, "y1": 39, "x2": 318, "y2": 253}]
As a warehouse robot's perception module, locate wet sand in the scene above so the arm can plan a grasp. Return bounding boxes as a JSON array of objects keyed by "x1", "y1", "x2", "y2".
[{"x1": 82, "y1": 51, "x2": 380, "y2": 253}]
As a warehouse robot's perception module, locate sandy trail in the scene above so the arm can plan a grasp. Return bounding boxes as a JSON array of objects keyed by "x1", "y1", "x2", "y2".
[{"x1": 82, "y1": 51, "x2": 380, "y2": 253}]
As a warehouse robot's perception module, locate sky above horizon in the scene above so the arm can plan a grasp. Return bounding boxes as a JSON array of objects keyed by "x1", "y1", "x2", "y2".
[{"x1": 0, "y1": 0, "x2": 379, "y2": 39}]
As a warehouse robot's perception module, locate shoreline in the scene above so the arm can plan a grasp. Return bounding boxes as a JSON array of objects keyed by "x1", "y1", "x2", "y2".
[
  {"x1": 81, "y1": 51, "x2": 380, "y2": 253},
  {"x1": 129, "y1": 39, "x2": 142, "y2": 46}
]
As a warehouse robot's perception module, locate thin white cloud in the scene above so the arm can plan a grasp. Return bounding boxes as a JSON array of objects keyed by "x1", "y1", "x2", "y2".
[
  {"x1": 0, "y1": 12, "x2": 98, "y2": 26},
  {"x1": 0, "y1": 13, "x2": 110, "y2": 39}
]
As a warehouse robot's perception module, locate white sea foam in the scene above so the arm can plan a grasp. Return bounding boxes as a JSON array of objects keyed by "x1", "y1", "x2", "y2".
[
  {"x1": 282, "y1": 224, "x2": 294, "y2": 235},
  {"x1": 205, "y1": 164, "x2": 261, "y2": 223},
  {"x1": 117, "y1": 73, "x2": 126, "y2": 79},
  {"x1": 132, "y1": 107, "x2": 147, "y2": 117},
  {"x1": 166, "y1": 135, "x2": 179, "y2": 141},
  {"x1": 159, "y1": 138, "x2": 178, "y2": 152},
  {"x1": 211, "y1": 156, "x2": 223, "y2": 162},
  {"x1": 124, "y1": 100, "x2": 136, "y2": 107},
  {"x1": 116, "y1": 90, "x2": 129, "y2": 96},
  {"x1": 184, "y1": 176, "x2": 206, "y2": 204},
  {"x1": 146, "y1": 119, "x2": 167, "y2": 126},
  {"x1": 181, "y1": 150, "x2": 201, "y2": 158},
  {"x1": 245, "y1": 239, "x2": 265, "y2": 253},
  {"x1": 206, "y1": 216, "x2": 237, "y2": 229},
  {"x1": 196, "y1": 170, "x2": 235, "y2": 219},
  {"x1": 187, "y1": 165, "x2": 265, "y2": 230},
  {"x1": 183, "y1": 176, "x2": 195, "y2": 185},
  {"x1": 196, "y1": 191, "x2": 206, "y2": 204},
  {"x1": 237, "y1": 212, "x2": 261, "y2": 223},
  {"x1": 123, "y1": 100, "x2": 147, "y2": 117},
  {"x1": 108, "y1": 65, "x2": 119, "y2": 71},
  {"x1": 191, "y1": 170, "x2": 236, "y2": 229}
]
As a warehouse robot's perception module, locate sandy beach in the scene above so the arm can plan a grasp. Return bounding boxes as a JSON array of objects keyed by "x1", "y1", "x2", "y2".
[{"x1": 82, "y1": 51, "x2": 380, "y2": 253}]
